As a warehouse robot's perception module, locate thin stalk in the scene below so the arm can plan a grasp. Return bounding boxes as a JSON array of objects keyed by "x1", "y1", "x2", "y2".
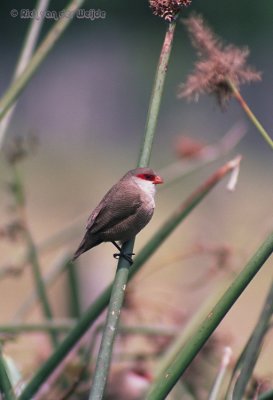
[
  {"x1": 259, "y1": 390, "x2": 273, "y2": 400},
  {"x1": 26, "y1": 233, "x2": 59, "y2": 347},
  {"x1": 0, "y1": 0, "x2": 86, "y2": 122},
  {"x1": 67, "y1": 260, "x2": 81, "y2": 318},
  {"x1": 208, "y1": 347, "x2": 232, "y2": 400},
  {"x1": 138, "y1": 20, "x2": 176, "y2": 167},
  {"x1": 0, "y1": 320, "x2": 75, "y2": 334},
  {"x1": 228, "y1": 79, "x2": 273, "y2": 150},
  {"x1": 18, "y1": 157, "x2": 239, "y2": 400},
  {"x1": 0, "y1": 347, "x2": 16, "y2": 400},
  {"x1": 13, "y1": 252, "x2": 72, "y2": 322},
  {"x1": 89, "y1": 19, "x2": 177, "y2": 400},
  {"x1": 12, "y1": 165, "x2": 58, "y2": 348},
  {"x1": 232, "y1": 278, "x2": 273, "y2": 399},
  {"x1": 0, "y1": 0, "x2": 50, "y2": 148},
  {"x1": 146, "y1": 233, "x2": 273, "y2": 400},
  {"x1": 89, "y1": 240, "x2": 134, "y2": 400}
]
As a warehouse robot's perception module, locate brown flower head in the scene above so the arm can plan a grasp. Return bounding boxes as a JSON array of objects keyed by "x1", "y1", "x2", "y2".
[
  {"x1": 5, "y1": 134, "x2": 38, "y2": 165},
  {"x1": 149, "y1": 0, "x2": 191, "y2": 22},
  {"x1": 178, "y1": 14, "x2": 261, "y2": 106},
  {"x1": 174, "y1": 135, "x2": 205, "y2": 159}
]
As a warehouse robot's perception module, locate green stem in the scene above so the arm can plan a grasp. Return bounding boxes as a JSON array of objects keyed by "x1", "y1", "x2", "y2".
[
  {"x1": 0, "y1": 0, "x2": 86, "y2": 123},
  {"x1": 138, "y1": 20, "x2": 176, "y2": 167},
  {"x1": 89, "y1": 20, "x2": 177, "y2": 400},
  {"x1": 228, "y1": 79, "x2": 273, "y2": 150},
  {"x1": 67, "y1": 260, "x2": 81, "y2": 318},
  {"x1": 232, "y1": 278, "x2": 273, "y2": 399},
  {"x1": 13, "y1": 252, "x2": 71, "y2": 322},
  {"x1": 0, "y1": 0, "x2": 50, "y2": 148},
  {"x1": 0, "y1": 320, "x2": 75, "y2": 334},
  {"x1": 89, "y1": 241, "x2": 134, "y2": 400},
  {"x1": 0, "y1": 347, "x2": 16, "y2": 400},
  {"x1": 18, "y1": 157, "x2": 238, "y2": 400},
  {"x1": 26, "y1": 234, "x2": 59, "y2": 347},
  {"x1": 12, "y1": 166, "x2": 58, "y2": 348},
  {"x1": 259, "y1": 390, "x2": 273, "y2": 400},
  {"x1": 146, "y1": 233, "x2": 273, "y2": 400}
]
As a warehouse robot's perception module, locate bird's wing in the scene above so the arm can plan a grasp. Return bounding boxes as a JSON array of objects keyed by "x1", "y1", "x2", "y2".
[{"x1": 86, "y1": 183, "x2": 142, "y2": 234}]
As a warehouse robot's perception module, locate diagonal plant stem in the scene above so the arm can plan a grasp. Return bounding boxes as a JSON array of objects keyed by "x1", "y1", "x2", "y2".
[
  {"x1": 0, "y1": 0, "x2": 86, "y2": 124},
  {"x1": 0, "y1": 0, "x2": 50, "y2": 148},
  {"x1": 232, "y1": 277, "x2": 273, "y2": 399},
  {"x1": 258, "y1": 389, "x2": 273, "y2": 400},
  {"x1": 146, "y1": 232, "x2": 273, "y2": 400},
  {"x1": 0, "y1": 347, "x2": 16, "y2": 400},
  {"x1": 89, "y1": 20, "x2": 177, "y2": 400},
  {"x1": 18, "y1": 156, "x2": 240, "y2": 400},
  {"x1": 227, "y1": 79, "x2": 273, "y2": 150}
]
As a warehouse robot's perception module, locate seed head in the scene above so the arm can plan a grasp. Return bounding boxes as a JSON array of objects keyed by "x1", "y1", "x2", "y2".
[
  {"x1": 149, "y1": 0, "x2": 191, "y2": 22},
  {"x1": 178, "y1": 14, "x2": 261, "y2": 107}
]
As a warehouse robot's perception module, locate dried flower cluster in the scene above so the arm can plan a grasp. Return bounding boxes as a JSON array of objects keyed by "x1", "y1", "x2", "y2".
[
  {"x1": 149, "y1": 0, "x2": 191, "y2": 22},
  {"x1": 174, "y1": 135, "x2": 205, "y2": 159},
  {"x1": 178, "y1": 14, "x2": 261, "y2": 106},
  {"x1": 0, "y1": 220, "x2": 25, "y2": 242},
  {"x1": 5, "y1": 134, "x2": 38, "y2": 165}
]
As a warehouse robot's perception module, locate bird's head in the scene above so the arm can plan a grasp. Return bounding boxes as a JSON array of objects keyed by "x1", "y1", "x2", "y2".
[
  {"x1": 128, "y1": 167, "x2": 163, "y2": 184},
  {"x1": 124, "y1": 168, "x2": 163, "y2": 196}
]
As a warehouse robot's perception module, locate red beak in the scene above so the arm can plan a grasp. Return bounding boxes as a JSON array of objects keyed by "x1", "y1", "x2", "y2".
[{"x1": 154, "y1": 175, "x2": 164, "y2": 185}]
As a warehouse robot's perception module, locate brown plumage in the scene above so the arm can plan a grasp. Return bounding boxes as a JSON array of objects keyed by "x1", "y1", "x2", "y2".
[{"x1": 73, "y1": 167, "x2": 163, "y2": 261}]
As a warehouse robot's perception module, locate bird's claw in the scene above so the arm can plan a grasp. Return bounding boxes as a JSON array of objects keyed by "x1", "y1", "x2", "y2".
[{"x1": 113, "y1": 252, "x2": 135, "y2": 265}]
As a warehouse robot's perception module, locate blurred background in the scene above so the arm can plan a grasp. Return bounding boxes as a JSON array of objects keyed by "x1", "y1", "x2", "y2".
[{"x1": 0, "y1": 0, "x2": 272, "y2": 397}]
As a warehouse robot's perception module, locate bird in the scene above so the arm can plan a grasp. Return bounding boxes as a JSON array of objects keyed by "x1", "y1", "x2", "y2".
[{"x1": 73, "y1": 167, "x2": 163, "y2": 264}]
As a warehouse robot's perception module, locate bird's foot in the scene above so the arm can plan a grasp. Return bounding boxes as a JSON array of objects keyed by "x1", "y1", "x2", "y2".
[{"x1": 113, "y1": 252, "x2": 135, "y2": 266}]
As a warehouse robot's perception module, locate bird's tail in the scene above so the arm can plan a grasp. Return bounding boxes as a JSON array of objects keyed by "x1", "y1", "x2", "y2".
[
  {"x1": 72, "y1": 239, "x2": 86, "y2": 260},
  {"x1": 72, "y1": 234, "x2": 100, "y2": 261}
]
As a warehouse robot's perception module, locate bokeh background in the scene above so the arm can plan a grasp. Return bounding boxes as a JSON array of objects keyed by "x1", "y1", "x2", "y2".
[{"x1": 0, "y1": 0, "x2": 273, "y2": 396}]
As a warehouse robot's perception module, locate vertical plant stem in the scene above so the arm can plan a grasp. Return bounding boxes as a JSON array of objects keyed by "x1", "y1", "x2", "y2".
[
  {"x1": 208, "y1": 347, "x2": 232, "y2": 400},
  {"x1": 89, "y1": 20, "x2": 177, "y2": 400},
  {"x1": 228, "y1": 79, "x2": 273, "y2": 150},
  {"x1": 88, "y1": 241, "x2": 134, "y2": 400},
  {"x1": 146, "y1": 232, "x2": 273, "y2": 400},
  {"x1": 0, "y1": 0, "x2": 50, "y2": 148},
  {"x1": 138, "y1": 20, "x2": 176, "y2": 167},
  {"x1": 18, "y1": 157, "x2": 237, "y2": 400},
  {"x1": 12, "y1": 165, "x2": 58, "y2": 347},
  {"x1": 13, "y1": 252, "x2": 71, "y2": 322},
  {"x1": 0, "y1": 0, "x2": 86, "y2": 123},
  {"x1": 25, "y1": 232, "x2": 59, "y2": 347},
  {"x1": 232, "y1": 277, "x2": 273, "y2": 399},
  {"x1": 67, "y1": 260, "x2": 81, "y2": 318},
  {"x1": 0, "y1": 348, "x2": 16, "y2": 400}
]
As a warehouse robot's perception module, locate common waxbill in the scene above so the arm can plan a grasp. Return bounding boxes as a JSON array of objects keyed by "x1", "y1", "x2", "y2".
[{"x1": 73, "y1": 167, "x2": 163, "y2": 264}]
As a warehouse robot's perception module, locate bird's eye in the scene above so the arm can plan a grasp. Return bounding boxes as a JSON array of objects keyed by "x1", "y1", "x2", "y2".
[{"x1": 144, "y1": 174, "x2": 154, "y2": 181}]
